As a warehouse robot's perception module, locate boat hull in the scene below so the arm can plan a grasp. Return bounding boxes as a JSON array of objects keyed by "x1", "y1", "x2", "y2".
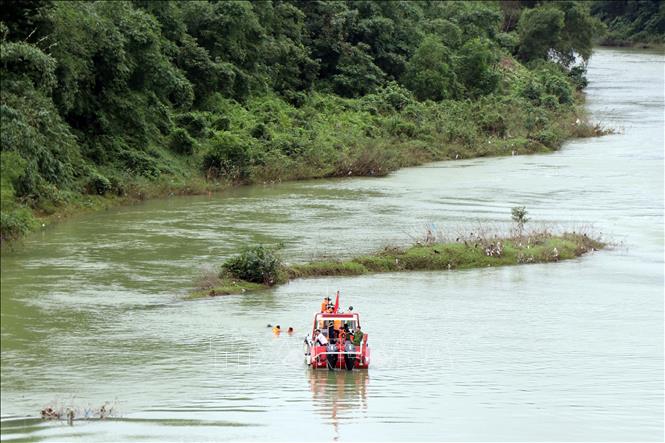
[{"x1": 306, "y1": 343, "x2": 370, "y2": 370}]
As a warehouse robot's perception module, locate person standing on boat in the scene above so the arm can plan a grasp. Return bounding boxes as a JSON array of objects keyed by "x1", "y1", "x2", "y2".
[
  {"x1": 314, "y1": 329, "x2": 328, "y2": 346},
  {"x1": 321, "y1": 297, "x2": 331, "y2": 312},
  {"x1": 351, "y1": 326, "x2": 363, "y2": 346},
  {"x1": 338, "y1": 328, "x2": 347, "y2": 347},
  {"x1": 328, "y1": 321, "x2": 337, "y2": 343}
]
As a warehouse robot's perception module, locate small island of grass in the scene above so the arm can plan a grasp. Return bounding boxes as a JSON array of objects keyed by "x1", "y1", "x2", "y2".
[{"x1": 191, "y1": 208, "x2": 605, "y2": 299}]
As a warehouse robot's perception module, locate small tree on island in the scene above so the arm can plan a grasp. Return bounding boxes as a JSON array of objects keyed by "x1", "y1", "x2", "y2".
[
  {"x1": 511, "y1": 206, "x2": 529, "y2": 237},
  {"x1": 221, "y1": 245, "x2": 283, "y2": 286}
]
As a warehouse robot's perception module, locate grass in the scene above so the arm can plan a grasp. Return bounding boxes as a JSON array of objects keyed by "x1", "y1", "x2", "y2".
[
  {"x1": 192, "y1": 230, "x2": 605, "y2": 298},
  {"x1": 187, "y1": 278, "x2": 266, "y2": 299}
]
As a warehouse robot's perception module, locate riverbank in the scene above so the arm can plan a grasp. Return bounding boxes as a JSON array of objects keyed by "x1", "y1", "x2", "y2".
[
  {"x1": 597, "y1": 40, "x2": 665, "y2": 51},
  {"x1": 1, "y1": 89, "x2": 608, "y2": 248},
  {"x1": 0, "y1": 0, "x2": 611, "y2": 246},
  {"x1": 191, "y1": 231, "x2": 605, "y2": 298}
]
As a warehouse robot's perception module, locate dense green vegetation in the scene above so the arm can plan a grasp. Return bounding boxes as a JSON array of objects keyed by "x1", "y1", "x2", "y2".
[
  {"x1": 193, "y1": 230, "x2": 605, "y2": 298},
  {"x1": 1, "y1": 1, "x2": 606, "y2": 243},
  {"x1": 591, "y1": 0, "x2": 665, "y2": 46}
]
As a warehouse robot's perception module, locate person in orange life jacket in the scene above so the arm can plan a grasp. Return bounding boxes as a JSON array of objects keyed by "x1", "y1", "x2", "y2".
[
  {"x1": 338, "y1": 328, "x2": 347, "y2": 347},
  {"x1": 321, "y1": 297, "x2": 331, "y2": 312}
]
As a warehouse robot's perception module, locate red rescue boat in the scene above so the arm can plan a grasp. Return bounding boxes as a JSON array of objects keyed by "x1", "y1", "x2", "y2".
[{"x1": 304, "y1": 292, "x2": 370, "y2": 370}]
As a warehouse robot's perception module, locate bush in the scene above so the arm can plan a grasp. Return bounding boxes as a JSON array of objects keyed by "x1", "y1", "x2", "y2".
[
  {"x1": 119, "y1": 149, "x2": 161, "y2": 178},
  {"x1": 519, "y1": 77, "x2": 544, "y2": 102},
  {"x1": 212, "y1": 116, "x2": 230, "y2": 131},
  {"x1": 202, "y1": 132, "x2": 251, "y2": 180},
  {"x1": 541, "y1": 94, "x2": 559, "y2": 110},
  {"x1": 535, "y1": 129, "x2": 559, "y2": 148},
  {"x1": 376, "y1": 81, "x2": 414, "y2": 111},
  {"x1": 479, "y1": 111, "x2": 507, "y2": 137},
  {"x1": 385, "y1": 117, "x2": 417, "y2": 138},
  {"x1": 87, "y1": 172, "x2": 111, "y2": 195},
  {"x1": 541, "y1": 72, "x2": 573, "y2": 104},
  {"x1": 175, "y1": 112, "x2": 209, "y2": 138},
  {"x1": 496, "y1": 32, "x2": 519, "y2": 52},
  {"x1": 568, "y1": 66, "x2": 588, "y2": 90},
  {"x1": 221, "y1": 245, "x2": 282, "y2": 285},
  {"x1": 250, "y1": 122, "x2": 270, "y2": 140},
  {"x1": 169, "y1": 128, "x2": 196, "y2": 155},
  {"x1": 0, "y1": 207, "x2": 36, "y2": 242}
]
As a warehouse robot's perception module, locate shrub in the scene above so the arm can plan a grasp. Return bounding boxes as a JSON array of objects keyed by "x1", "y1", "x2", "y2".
[
  {"x1": 221, "y1": 245, "x2": 282, "y2": 285},
  {"x1": 175, "y1": 112, "x2": 209, "y2": 138},
  {"x1": 119, "y1": 149, "x2": 161, "y2": 178},
  {"x1": 496, "y1": 32, "x2": 519, "y2": 52},
  {"x1": 212, "y1": 116, "x2": 230, "y2": 131},
  {"x1": 511, "y1": 206, "x2": 529, "y2": 235},
  {"x1": 202, "y1": 132, "x2": 251, "y2": 180},
  {"x1": 0, "y1": 207, "x2": 36, "y2": 242},
  {"x1": 376, "y1": 81, "x2": 414, "y2": 111},
  {"x1": 535, "y1": 129, "x2": 559, "y2": 147},
  {"x1": 251, "y1": 122, "x2": 270, "y2": 140},
  {"x1": 0, "y1": 42, "x2": 57, "y2": 92},
  {"x1": 519, "y1": 77, "x2": 544, "y2": 102},
  {"x1": 568, "y1": 65, "x2": 588, "y2": 90},
  {"x1": 169, "y1": 128, "x2": 196, "y2": 155},
  {"x1": 541, "y1": 94, "x2": 559, "y2": 110},
  {"x1": 385, "y1": 117, "x2": 417, "y2": 138},
  {"x1": 541, "y1": 72, "x2": 573, "y2": 104},
  {"x1": 479, "y1": 111, "x2": 507, "y2": 136},
  {"x1": 87, "y1": 172, "x2": 111, "y2": 195}
]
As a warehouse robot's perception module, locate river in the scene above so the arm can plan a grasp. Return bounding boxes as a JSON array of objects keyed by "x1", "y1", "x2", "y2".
[{"x1": 1, "y1": 48, "x2": 663, "y2": 441}]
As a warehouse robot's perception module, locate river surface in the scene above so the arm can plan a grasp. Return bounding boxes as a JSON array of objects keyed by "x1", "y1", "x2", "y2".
[{"x1": 1, "y1": 48, "x2": 663, "y2": 441}]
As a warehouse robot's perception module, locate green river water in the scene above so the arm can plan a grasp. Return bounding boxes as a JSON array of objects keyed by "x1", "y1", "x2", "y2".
[{"x1": 1, "y1": 48, "x2": 663, "y2": 441}]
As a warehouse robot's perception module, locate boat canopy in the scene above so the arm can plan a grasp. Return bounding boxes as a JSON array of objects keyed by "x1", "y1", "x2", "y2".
[{"x1": 313, "y1": 312, "x2": 360, "y2": 332}]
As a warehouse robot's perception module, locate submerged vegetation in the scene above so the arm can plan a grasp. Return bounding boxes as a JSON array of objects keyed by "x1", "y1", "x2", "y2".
[
  {"x1": 1, "y1": 1, "x2": 608, "y2": 243},
  {"x1": 194, "y1": 209, "x2": 606, "y2": 298}
]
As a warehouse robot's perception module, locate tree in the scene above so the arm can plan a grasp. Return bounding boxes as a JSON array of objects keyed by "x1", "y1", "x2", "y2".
[
  {"x1": 402, "y1": 35, "x2": 458, "y2": 101},
  {"x1": 518, "y1": 2, "x2": 602, "y2": 66},
  {"x1": 332, "y1": 43, "x2": 385, "y2": 97},
  {"x1": 511, "y1": 206, "x2": 529, "y2": 236},
  {"x1": 258, "y1": 2, "x2": 319, "y2": 94},
  {"x1": 0, "y1": 0, "x2": 53, "y2": 40},
  {"x1": 517, "y1": 7, "x2": 566, "y2": 62},
  {"x1": 456, "y1": 37, "x2": 499, "y2": 98},
  {"x1": 591, "y1": 0, "x2": 664, "y2": 45}
]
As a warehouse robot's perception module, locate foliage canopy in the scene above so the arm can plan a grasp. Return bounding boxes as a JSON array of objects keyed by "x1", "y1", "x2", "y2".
[{"x1": 0, "y1": 0, "x2": 605, "y2": 241}]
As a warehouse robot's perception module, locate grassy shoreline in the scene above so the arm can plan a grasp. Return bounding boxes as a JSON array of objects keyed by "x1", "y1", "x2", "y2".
[
  {"x1": 2, "y1": 96, "x2": 606, "y2": 248},
  {"x1": 192, "y1": 232, "x2": 605, "y2": 298}
]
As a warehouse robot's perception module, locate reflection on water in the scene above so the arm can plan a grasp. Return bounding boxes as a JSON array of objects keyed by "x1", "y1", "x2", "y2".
[
  {"x1": 1, "y1": 48, "x2": 663, "y2": 441},
  {"x1": 308, "y1": 369, "x2": 369, "y2": 438}
]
